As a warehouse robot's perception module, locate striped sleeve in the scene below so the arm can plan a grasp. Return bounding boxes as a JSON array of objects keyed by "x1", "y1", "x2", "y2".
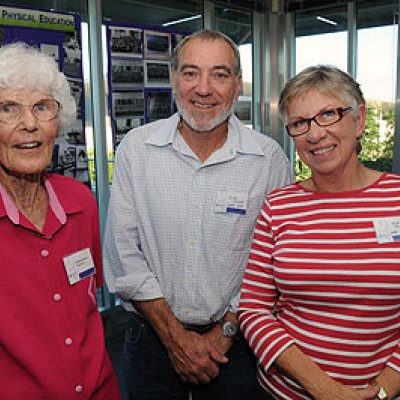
[
  {"x1": 239, "y1": 198, "x2": 295, "y2": 372},
  {"x1": 387, "y1": 345, "x2": 400, "y2": 373}
]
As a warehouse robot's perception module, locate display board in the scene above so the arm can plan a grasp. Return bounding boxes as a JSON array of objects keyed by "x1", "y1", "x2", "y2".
[
  {"x1": 0, "y1": 4, "x2": 89, "y2": 186},
  {"x1": 106, "y1": 22, "x2": 188, "y2": 148}
]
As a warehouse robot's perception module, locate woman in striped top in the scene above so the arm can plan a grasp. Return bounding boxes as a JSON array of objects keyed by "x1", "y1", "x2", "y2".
[{"x1": 238, "y1": 65, "x2": 400, "y2": 400}]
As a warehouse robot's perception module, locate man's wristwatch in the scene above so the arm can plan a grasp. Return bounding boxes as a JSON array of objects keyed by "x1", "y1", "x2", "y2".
[{"x1": 220, "y1": 320, "x2": 239, "y2": 339}]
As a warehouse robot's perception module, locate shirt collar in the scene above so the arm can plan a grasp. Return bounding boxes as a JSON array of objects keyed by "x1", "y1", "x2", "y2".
[
  {"x1": 145, "y1": 113, "x2": 180, "y2": 147},
  {"x1": 0, "y1": 175, "x2": 68, "y2": 225},
  {"x1": 145, "y1": 112, "x2": 265, "y2": 157}
]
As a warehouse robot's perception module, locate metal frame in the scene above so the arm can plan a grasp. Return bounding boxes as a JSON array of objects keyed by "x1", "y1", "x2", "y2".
[
  {"x1": 252, "y1": 11, "x2": 263, "y2": 133},
  {"x1": 347, "y1": 1, "x2": 357, "y2": 77},
  {"x1": 202, "y1": 0, "x2": 215, "y2": 29},
  {"x1": 87, "y1": 0, "x2": 109, "y2": 238},
  {"x1": 393, "y1": 0, "x2": 400, "y2": 174},
  {"x1": 87, "y1": 0, "x2": 114, "y2": 311}
]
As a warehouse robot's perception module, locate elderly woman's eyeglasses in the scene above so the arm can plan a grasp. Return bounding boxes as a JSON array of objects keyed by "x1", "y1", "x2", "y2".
[
  {"x1": 0, "y1": 99, "x2": 60, "y2": 124},
  {"x1": 285, "y1": 106, "x2": 353, "y2": 137}
]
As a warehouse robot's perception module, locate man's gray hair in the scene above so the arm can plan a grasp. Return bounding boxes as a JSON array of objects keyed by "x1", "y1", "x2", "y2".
[{"x1": 171, "y1": 29, "x2": 242, "y2": 76}]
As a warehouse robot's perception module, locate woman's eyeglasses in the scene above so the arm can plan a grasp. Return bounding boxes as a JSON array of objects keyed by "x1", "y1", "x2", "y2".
[
  {"x1": 0, "y1": 98, "x2": 60, "y2": 124},
  {"x1": 286, "y1": 106, "x2": 353, "y2": 137}
]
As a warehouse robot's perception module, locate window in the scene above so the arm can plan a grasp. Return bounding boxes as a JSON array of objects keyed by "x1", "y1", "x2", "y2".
[
  {"x1": 215, "y1": 5, "x2": 253, "y2": 127},
  {"x1": 356, "y1": 1, "x2": 398, "y2": 172}
]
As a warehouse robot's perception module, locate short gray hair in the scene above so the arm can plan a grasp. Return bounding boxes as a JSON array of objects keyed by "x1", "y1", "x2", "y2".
[
  {"x1": 279, "y1": 65, "x2": 365, "y2": 121},
  {"x1": 171, "y1": 29, "x2": 242, "y2": 76},
  {"x1": 0, "y1": 42, "x2": 76, "y2": 129}
]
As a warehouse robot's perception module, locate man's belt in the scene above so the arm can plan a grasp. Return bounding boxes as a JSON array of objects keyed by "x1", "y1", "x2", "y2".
[{"x1": 132, "y1": 312, "x2": 216, "y2": 334}]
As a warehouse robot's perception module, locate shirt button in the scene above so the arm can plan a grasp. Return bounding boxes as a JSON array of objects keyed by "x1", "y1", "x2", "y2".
[
  {"x1": 53, "y1": 293, "x2": 62, "y2": 302},
  {"x1": 75, "y1": 385, "x2": 83, "y2": 393},
  {"x1": 40, "y1": 249, "x2": 49, "y2": 258},
  {"x1": 65, "y1": 337, "x2": 73, "y2": 346}
]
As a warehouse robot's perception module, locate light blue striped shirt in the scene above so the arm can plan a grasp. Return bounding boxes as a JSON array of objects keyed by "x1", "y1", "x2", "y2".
[{"x1": 103, "y1": 113, "x2": 292, "y2": 324}]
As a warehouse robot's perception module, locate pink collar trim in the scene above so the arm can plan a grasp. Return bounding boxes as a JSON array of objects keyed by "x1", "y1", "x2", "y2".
[{"x1": 0, "y1": 177, "x2": 67, "y2": 225}]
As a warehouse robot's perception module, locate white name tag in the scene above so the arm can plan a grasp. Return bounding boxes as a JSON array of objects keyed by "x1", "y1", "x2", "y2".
[
  {"x1": 63, "y1": 248, "x2": 96, "y2": 285},
  {"x1": 215, "y1": 191, "x2": 248, "y2": 215},
  {"x1": 373, "y1": 217, "x2": 400, "y2": 244}
]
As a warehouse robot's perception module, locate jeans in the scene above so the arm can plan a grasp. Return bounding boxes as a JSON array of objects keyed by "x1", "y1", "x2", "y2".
[{"x1": 120, "y1": 314, "x2": 260, "y2": 400}]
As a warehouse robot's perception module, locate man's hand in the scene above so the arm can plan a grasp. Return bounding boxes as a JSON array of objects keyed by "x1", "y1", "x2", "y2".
[
  {"x1": 166, "y1": 326, "x2": 228, "y2": 384},
  {"x1": 133, "y1": 299, "x2": 232, "y2": 384}
]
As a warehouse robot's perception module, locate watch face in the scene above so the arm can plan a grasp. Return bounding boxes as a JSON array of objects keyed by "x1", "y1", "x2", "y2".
[{"x1": 222, "y1": 321, "x2": 238, "y2": 337}]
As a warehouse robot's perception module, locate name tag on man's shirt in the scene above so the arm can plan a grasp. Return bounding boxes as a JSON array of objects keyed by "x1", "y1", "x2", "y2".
[
  {"x1": 63, "y1": 248, "x2": 96, "y2": 285},
  {"x1": 373, "y1": 217, "x2": 400, "y2": 243},
  {"x1": 215, "y1": 191, "x2": 248, "y2": 215}
]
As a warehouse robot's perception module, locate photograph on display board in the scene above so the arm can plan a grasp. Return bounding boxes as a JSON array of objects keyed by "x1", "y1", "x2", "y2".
[
  {"x1": 144, "y1": 30, "x2": 170, "y2": 60},
  {"x1": 171, "y1": 33, "x2": 185, "y2": 52},
  {"x1": 63, "y1": 31, "x2": 81, "y2": 77},
  {"x1": 114, "y1": 117, "x2": 144, "y2": 148},
  {"x1": 110, "y1": 26, "x2": 143, "y2": 58},
  {"x1": 53, "y1": 140, "x2": 90, "y2": 186},
  {"x1": 54, "y1": 140, "x2": 77, "y2": 176},
  {"x1": 111, "y1": 58, "x2": 144, "y2": 87},
  {"x1": 0, "y1": 27, "x2": 5, "y2": 47},
  {"x1": 75, "y1": 144, "x2": 89, "y2": 170},
  {"x1": 146, "y1": 90, "x2": 171, "y2": 122},
  {"x1": 61, "y1": 119, "x2": 85, "y2": 145},
  {"x1": 67, "y1": 78, "x2": 83, "y2": 119},
  {"x1": 144, "y1": 60, "x2": 170, "y2": 87},
  {"x1": 40, "y1": 43, "x2": 60, "y2": 65},
  {"x1": 113, "y1": 90, "x2": 144, "y2": 118}
]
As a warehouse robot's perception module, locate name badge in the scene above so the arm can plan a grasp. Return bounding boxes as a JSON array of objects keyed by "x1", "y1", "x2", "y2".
[
  {"x1": 63, "y1": 248, "x2": 96, "y2": 285},
  {"x1": 215, "y1": 191, "x2": 248, "y2": 215},
  {"x1": 373, "y1": 217, "x2": 400, "y2": 244}
]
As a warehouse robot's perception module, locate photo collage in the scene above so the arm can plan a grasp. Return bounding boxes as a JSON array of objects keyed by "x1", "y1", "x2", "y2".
[{"x1": 107, "y1": 24, "x2": 186, "y2": 148}]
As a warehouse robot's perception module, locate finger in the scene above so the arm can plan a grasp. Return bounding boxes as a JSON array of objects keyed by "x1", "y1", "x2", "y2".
[
  {"x1": 195, "y1": 372, "x2": 212, "y2": 384},
  {"x1": 209, "y1": 349, "x2": 228, "y2": 364},
  {"x1": 202, "y1": 361, "x2": 220, "y2": 378}
]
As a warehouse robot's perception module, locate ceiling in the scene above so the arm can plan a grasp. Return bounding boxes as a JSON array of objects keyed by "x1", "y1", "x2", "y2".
[{"x1": 7, "y1": 0, "x2": 399, "y2": 40}]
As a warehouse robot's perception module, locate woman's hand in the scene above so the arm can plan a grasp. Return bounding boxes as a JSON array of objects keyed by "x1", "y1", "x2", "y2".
[
  {"x1": 274, "y1": 344, "x2": 381, "y2": 400},
  {"x1": 312, "y1": 380, "x2": 379, "y2": 400}
]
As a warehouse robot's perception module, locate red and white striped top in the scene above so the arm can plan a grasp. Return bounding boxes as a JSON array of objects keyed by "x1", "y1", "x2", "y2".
[{"x1": 238, "y1": 172, "x2": 400, "y2": 400}]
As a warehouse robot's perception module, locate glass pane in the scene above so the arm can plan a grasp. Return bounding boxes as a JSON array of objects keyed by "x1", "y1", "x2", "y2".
[
  {"x1": 294, "y1": 4, "x2": 348, "y2": 180},
  {"x1": 215, "y1": 5, "x2": 253, "y2": 127},
  {"x1": 9, "y1": 0, "x2": 87, "y2": 18},
  {"x1": 102, "y1": 0, "x2": 202, "y2": 32},
  {"x1": 295, "y1": 4, "x2": 348, "y2": 73},
  {"x1": 357, "y1": 1, "x2": 397, "y2": 172}
]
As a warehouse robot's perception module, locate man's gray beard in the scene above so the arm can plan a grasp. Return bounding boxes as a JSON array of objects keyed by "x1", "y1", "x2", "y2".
[{"x1": 176, "y1": 101, "x2": 234, "y2": 132}]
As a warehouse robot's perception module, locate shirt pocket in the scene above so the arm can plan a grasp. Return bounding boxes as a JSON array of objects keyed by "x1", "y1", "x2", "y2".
[{"x1": 213, "y1": 195, "x2": 265, "y2": 251}]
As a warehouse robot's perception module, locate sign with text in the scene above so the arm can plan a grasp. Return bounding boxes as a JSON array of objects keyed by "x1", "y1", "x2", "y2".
[{"x1": 0, "y1": 5, "x2": 74, "y2": 32}]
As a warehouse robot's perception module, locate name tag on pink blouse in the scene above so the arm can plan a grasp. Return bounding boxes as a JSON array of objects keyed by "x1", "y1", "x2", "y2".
[{"x1": 63, "y1": 248, "x2": 96, "y2": 285}]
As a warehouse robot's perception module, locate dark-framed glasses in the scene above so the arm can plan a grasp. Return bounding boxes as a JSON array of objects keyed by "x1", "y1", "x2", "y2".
[
  {"x1": 285, "y1": 106, "x2": 353, "y2": 137},
  {"x1": 0, "y1": 98, "x2": 60, "y2": 124}
]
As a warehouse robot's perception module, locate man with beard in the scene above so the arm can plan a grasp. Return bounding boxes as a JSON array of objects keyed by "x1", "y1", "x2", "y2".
[{"x1": 103, "y1": 29, "x2": 291, "y2": 400}]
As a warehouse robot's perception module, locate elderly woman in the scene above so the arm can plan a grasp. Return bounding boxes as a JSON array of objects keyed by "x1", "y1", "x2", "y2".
[
  {"x1": 238, "y1": 65, "x2": 400, "y2": 400},
  {"x1": 0, "y1": 43, "x2": 120, "y2": 399}
]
